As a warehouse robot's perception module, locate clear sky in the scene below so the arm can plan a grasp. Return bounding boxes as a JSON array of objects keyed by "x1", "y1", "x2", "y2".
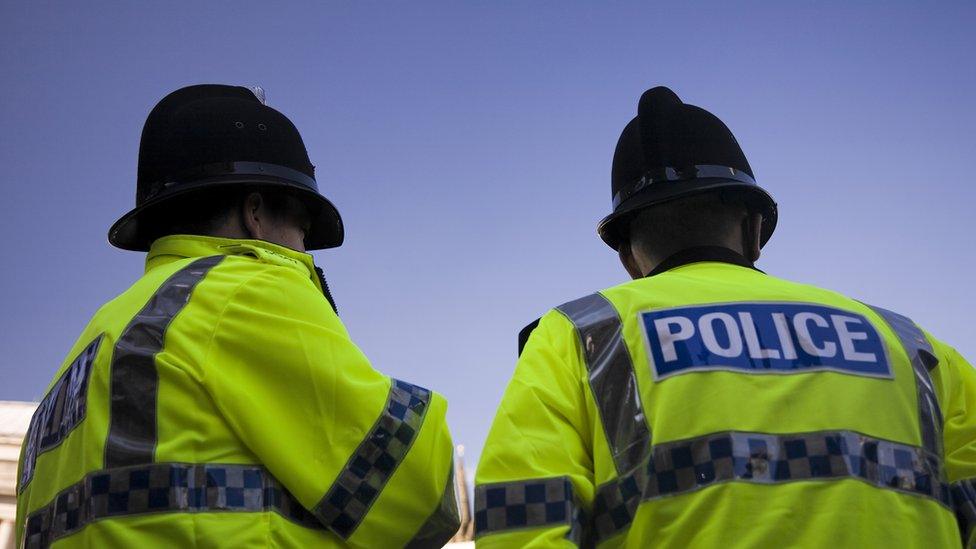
[{"x1": 2, "y1": 2, "x2": 974, "y2": 469}]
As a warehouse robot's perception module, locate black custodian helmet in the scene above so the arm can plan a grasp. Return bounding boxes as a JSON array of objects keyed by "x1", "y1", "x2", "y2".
[
  {"x1": 109, "y1": 84, "x2": 343, "y2": 251},
  {"x1": 597, "y1": 86, "x2": 777, "y2": 251}
]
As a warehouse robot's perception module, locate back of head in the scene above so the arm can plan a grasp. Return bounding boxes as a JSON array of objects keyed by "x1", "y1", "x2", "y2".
[
  {"x1": 138, "y1": 186, "x2": 299, "y2": 244},
  {"x1": 627, "y1": 191, "x2": 749, "y2": 262}
]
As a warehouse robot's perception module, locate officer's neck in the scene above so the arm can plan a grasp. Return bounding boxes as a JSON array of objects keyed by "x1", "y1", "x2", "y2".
[{"x1": 643, "y1": 246, "x2": 758, "y2": 278}]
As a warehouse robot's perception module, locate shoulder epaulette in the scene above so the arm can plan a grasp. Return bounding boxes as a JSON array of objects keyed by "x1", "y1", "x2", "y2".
[{"x1": 517, "y1": 318, "x2": 541, "y2": 357}]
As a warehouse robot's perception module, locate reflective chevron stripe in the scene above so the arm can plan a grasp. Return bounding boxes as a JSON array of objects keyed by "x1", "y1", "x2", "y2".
[
  {"x1": 105, "y1": 255, "x2": 224, "y2": 467},
  {"x1": 556, "y1": 293, "x2": 651, "y2": 477}
]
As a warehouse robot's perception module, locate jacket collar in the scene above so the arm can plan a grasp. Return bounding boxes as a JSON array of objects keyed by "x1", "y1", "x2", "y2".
[
  {"x1": 645, "y1": 246, "x2": 761, "y2": 278},
  {"x1": 145, "y1": 235, "x2": 319, "y2": 281}
]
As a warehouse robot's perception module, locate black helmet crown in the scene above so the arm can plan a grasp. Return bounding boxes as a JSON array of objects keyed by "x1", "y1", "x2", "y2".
[
  {"x1": 597, "y1": 86, "x2": 777, "y2": 250},
  {"x1": 109, "y1": 84, "x2": 343, "y2": 251}
]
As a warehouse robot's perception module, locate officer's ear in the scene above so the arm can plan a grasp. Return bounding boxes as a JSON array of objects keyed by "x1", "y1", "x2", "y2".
[
  {"x1": 618, "y1": 242, "x2": 645, "y2": 280},
  {"x1": 240, "y1": 192, "x2": 266, "y2": 240},
  {"x1": 743, "y1": 212, "x2": 763, "y2": 263}
]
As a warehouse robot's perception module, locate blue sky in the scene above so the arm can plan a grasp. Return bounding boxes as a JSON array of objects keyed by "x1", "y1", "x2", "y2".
[{"x1": 2, "y1": 2, "x2": 973, "y2": 468}]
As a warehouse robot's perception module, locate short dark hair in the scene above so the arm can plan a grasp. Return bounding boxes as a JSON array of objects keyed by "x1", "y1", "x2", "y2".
[
  {"x1": 143, "y1": 186, "x2": 296, "y2": 243},
  {"x1": 627, "y1": 190, "x2": 748, "y2": 258}
]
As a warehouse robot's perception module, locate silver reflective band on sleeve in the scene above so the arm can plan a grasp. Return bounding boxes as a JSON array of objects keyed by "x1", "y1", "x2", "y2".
[
  {"x1": 556, "y1": 293, "x2": 651, "y2": 477},
  {"x1": 474, "y1": 477, "x2": 586, "y2": 545},
  {"x1": 864, "y1": 305, "x2": 945, "y2": 459},
  {"x1": 589, "y1": 429, "x2": 950, "y2": 545},
  {"x1": 405, "y1": 456, "x2": 461, "y2": 548},
  {"x1": 952, "y1": 478, "x2": 976, "y2": 547},
  {"x1": 105, "y1": 255, "x2": 224, "y2": 468},
  {"x1": 313, "y1": 379, "x2": 431, "y2": 539},
  {"x1": 22, "y1": 462, "x2": 322, "y2": 549}
]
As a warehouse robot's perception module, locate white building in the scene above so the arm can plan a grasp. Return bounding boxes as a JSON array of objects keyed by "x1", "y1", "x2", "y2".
[{"x1": 0, "y1": 401, "x2": 35, "y2": 549}]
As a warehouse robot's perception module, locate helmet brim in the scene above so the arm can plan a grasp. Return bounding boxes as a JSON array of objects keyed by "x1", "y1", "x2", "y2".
[
  {"x1": 596, "y1": 178, "x2": 778, "y2": 251},
  {"x1": 108, "y1": 176, "x2": 344, "y2": 252}
]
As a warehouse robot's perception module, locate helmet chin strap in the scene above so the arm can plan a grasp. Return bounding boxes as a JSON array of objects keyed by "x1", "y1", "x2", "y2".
[
  {"x1": 742, "y1": 213, "x2": 762, "y2": 263},
  {"x1": 741, "y1": 216, "x2": 753, "y2": 261}
]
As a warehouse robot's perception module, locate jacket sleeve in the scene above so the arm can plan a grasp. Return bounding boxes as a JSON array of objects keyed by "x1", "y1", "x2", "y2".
[
  {"x1": 475, "y1": 310, "x2": 595, "y2": 547},
  {"x1": 936, "y1": 341, "x2": 976, "y2": 547},
  {"x1": 201, "y1": 266, "x2": 459, "y2": 548}
]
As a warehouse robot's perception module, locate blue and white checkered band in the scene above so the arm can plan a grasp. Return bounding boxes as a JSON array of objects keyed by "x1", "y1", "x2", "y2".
[
  {"x1": 611, "y1": 165, "x2": 756, "y2": 209},
  {"x1": 474, "y1": 477, "x2": 587, "y2": 545},
  {"x1": 313, "y1": 379, "x2": 432, "y2": 539},
  {"x1": 588, "y1": 430, "x2": 950, "y2": 544},
  {"x1": 20, "y1": 335, "x2": 103, "y2": 492},
  {"x1": 951, "y1": 477, "x2": 976, "y2": 544},
  {"x1": 22, "y1": 463, "x2": 322, "y2": 549}
]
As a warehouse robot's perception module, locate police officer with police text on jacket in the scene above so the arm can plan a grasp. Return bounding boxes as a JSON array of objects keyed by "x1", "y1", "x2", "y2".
[
  {"x1": 15, "y1": 84, "x2": 459, "y2": 548},
  {"x1": 475, "y1": 87, "x2": 976, "y2": 548}
]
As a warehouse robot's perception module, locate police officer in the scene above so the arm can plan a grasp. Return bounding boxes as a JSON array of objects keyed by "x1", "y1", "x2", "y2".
[
  {"x1": 16, "y1": 85, "x2": 459, "y2": 548},
  {"x1": 474, "y1": 87, "x2": 976, "y2": 547}
]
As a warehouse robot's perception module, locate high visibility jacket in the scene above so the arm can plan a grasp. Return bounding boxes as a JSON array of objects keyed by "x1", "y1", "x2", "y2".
[
  {"x1": 16, "y1": 235, "x2": 459, "y2": 548},
  {"x1": 475, "y1": 249, "x2": 976, "y2": 548}
]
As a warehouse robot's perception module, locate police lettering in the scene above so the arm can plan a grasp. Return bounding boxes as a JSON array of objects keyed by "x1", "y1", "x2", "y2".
[
  {"x1": 641, "y1": 303, "x2": 890, "y2": 380},
  {"x1": 19, "y1": 335, "x2": 102, "y2": 491}
]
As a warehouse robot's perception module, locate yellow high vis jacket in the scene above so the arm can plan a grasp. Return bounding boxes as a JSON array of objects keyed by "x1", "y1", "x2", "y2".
[
  {"x1": 476, "y1": 249, "x2": 976, "y2": 548},
  {"x1": 16, "y1": 235, "x2": 459, "y2": 548}
]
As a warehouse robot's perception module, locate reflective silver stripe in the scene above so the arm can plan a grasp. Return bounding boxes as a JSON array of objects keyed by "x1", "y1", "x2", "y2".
[
  {"x1": 22, "y1": 462, "x2": 322, "y2": 549},
  {"x1": 590, "y1": 430, "x2": 950, "y2": 544},
  {"x1": 474, "y1": 477, "x2": 586, "y2": 545},
  {"x1": 864, "y1": 305, "x2": 945, "y2": 459},
  {"x1": 313, "y1": 379, "x2": 431, "y2": 539},
  {"x1": 405, "y1": 456, "x2": 461, "y2": 548},
  {"x1": 952, "y1": 478, "x2": 976, "y2": 547},
  {"x1": 590, "y1": 471, "x2": 643, "y2": 543},
  {"x1": 105, "y1": 255, "x2": 224, "y2": 467},
  {"x1": 556, "y1": 293, "x2": 651, "y2": 477}
]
